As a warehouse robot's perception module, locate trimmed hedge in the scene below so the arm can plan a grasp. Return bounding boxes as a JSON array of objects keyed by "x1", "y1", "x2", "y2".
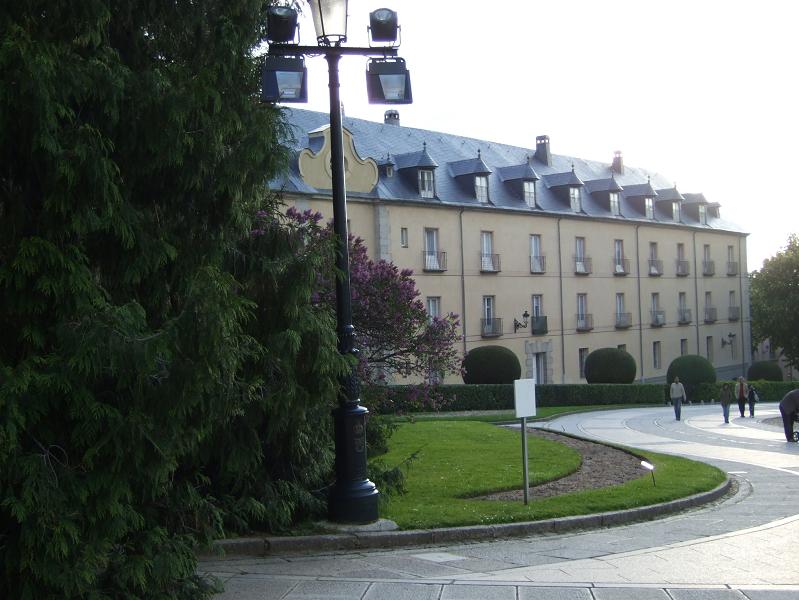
[
  {"x1": 462, "y1": 345, "x2": 521, "y2": 384},
  {"x1": 693, "y1": 380, "x2": 798, "y2": 404},
  {"x1": 584, "y1": 347, "x2": 637, "y2": 383},
  {"x1": 666, "y1": 354, "x2": 716, "y2": 387},
  {"x1": 363, "y1": 383, "x2": 664, "y2": 414},
  {"x1": 747, "y1": 360, "x2": 783, "y2": 382}
]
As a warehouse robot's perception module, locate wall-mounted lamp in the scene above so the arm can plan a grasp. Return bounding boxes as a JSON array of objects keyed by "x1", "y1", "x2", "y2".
[
  {"x1": 721, "y1": 332, "x2": 736, "y2": 348},
  {"x1": 640, "y1": 460, "x2": 656, "y2": 486},
  {"x1": 513, "y1": 310, "x2": 530, "y2": 333}
]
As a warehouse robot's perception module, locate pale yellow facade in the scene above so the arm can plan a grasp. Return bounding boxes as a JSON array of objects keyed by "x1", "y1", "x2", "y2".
[{"x1": 281, "y1": 123, "x2": 750, "y2": 384}]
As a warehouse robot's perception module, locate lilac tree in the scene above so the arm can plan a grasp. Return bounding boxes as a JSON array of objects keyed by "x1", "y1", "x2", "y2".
[{"x1": 287, "y1": 208, "x2": 462, "y2": 387}]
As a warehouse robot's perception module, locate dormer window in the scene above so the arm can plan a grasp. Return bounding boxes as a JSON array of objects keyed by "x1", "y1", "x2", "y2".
[
  {"x1": 609, "y1": 192, "x2": 620, "y2": 216},
  {"x1": 475, "y1": 175, "x2": 489, "y2": 203},
  {"x1": 673, "y1": 201, "x2": 681, "y2": 222},
  {"x1": 569, "y1": 187, "x2": 581, "y2": 212},
  {"x1": 698, "y1": 204, "x2": 707, "y2": 224},
  {"x1": 523, "y1": 180, "x2": 536, "y2": 208},
  {"x1": 645, "y1": 197, "x2": 654, "y2": 219},
  {"x1": 419, "y1": 169, "x2": 435, "y2": 198},
  {"x1": 386, "y1": 164, "x2": 394, "y2": 178}
]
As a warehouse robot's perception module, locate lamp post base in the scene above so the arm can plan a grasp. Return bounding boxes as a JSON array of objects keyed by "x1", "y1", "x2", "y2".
[{"x1": 329, "y1": 403, "x2": 379, "y2": 524}]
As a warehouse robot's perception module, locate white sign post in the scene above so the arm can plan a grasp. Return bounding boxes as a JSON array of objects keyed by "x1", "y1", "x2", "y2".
[{"x1": 514, "y1": 379, "x2": 537, "y2": 505}]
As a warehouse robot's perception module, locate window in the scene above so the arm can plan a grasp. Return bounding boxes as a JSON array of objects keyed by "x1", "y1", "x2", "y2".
[
  {"x1": 617, "y1": 344, "x2": 627, "y2": 352},
  {"x1": 570, "y1": 186, "x2": 581, "y2": 212},
  {"x1": 652, "y1": 292, "x2": 664, "y2": 326},
  {"x1": 524, "y1": 180, "x2": 536, "y2": 207},
  {"x1": 530, "y1": 234, "x2": 544, "y2": 272},
  {"x1": 575, "y1": 236, "x2": 588, "y2": 273},
  {"x1": 649, "y1": 241, "x2": 661, "y2": 275},
  {"x1": 577, "y1": 293, "x2": 590, "y2": 330},
  {"x1": 706, "y1": 336, "x2": 714, "y2": 362},
  {"x1": 679, "y1": 291, "x2": 687, "y2": 309},
  {"x1": 680, "y1": 338, "x2": 688, "y2": 356},
  {"x1": 424, "y1": 228, "x2": 440, "y2": 270},
  {"x1": 426, "y1": 296, "x2": 441, "y2": 321},
  {"x1": 614, "y1": 239, "x2": 625, "y2": 273},
  {"x1": 727, "y1": 245, "x2": 735, "y2": 262},
  {"x1": 699, "y1": 204, "x2": 707, "y2": 224},
  {"x1": 616, "y1": 293, "x2": 625, "y2": 314},
  {"x1": 649, "y1": 242, "x2": 658, "y2": 260},
  {"x1": 579, "y1": 347, "x2": 589, "y2": 379},
  {"x1": 653, "y1": 341, "x2": 662, "y2": 370},
  {"x1": 731, "y1": 337, "x2": 738, "y2": 360},
  {"x1": 481, "y1": 295, "x2": 499, "y2": 336},
  {"x1": 673, "y1": 201, "x2": 681, "y2": 222},
  {"x1": 532, "y1": 294, "x2": 543, "y2": 317},
  {"x1": 645, "y1": 197, "x2": 654, "y2": 219},
  {"x1": 419, "y1": 169, "x2": 435, "y2": 198},
  {"x1": 400, "y1": 227, "x2": 408, "y2": 248},
  {"x1": 480, "y1": 231, "x2": 495, "y2": 271},
  {"x1": 677, "y1": 242, "x2": 685, "y2": 260},
  {"x1": 609, "y1": 191, "x2": 620, "y2": 215},
  {"x1": 386, "y1": 164, "x2": 394, "y2": 178},
  {"x1": 705, "y1": 291, "x2": 712, "y2": 307},
  {"x1": 703, "y1": 244, "x2": 711, "y2": 262},
  {"x1": 651, "y1": 292, "x2": 660, "y2": 311},
  {"x1": 475, "y1": 175, "x2": 489, "y2": 203},
  {"x1": 534, "y1": 352, "x2": 548, "y2": 384},
  {"x1": 729, "y1": 290, "x2": 736, "y2": 306}
]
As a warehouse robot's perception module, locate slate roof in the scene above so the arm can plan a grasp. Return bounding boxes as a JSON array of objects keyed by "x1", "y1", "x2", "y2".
[
  {"x1": 271, "y1": 108, "x2": 746, "y2": 233},
  {"x1": 496, "y1": 162, "x2": 539, "y2": 182}
]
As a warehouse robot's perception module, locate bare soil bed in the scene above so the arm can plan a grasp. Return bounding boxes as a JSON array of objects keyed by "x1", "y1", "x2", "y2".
[{"x1": 479, "y1": 429, "x2": 644, "y2": 501}]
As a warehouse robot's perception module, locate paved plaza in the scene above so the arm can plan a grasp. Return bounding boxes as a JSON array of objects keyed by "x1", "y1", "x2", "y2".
[{"x1": 200, "y1": 403, "x2": 799, "y2": 599}]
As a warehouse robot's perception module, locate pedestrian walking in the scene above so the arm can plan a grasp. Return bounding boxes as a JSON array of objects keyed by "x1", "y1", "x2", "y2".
[
  {"x1": 720, "y1": 382, "x2": 733, "y2": 424},
  {"x1": 669, "y1": 376, "x2": 686, "y2": 421},
  {"x1": 779, "y1": 389, "x2": 799, "y2": 442},
  {"x1": 735, "y1": 376, "x2": 748, "y2": 418},
  {"x1": 747, "y1": 384, "x2": 758, "y2": 418}
]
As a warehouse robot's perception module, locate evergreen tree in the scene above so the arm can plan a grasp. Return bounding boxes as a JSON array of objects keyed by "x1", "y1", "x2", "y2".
[{"x1": 0, "y1": 1, "x2": 343, "y2": 597}]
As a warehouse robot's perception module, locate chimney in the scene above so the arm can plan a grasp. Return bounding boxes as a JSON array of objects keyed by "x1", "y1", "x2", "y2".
[
  {"x1": 384, "y1": 109, "x2": 400, "y2": 126},
  {"x1": 612, "y1": 150, "x2": 624, "y2": 175},
  {"x1": 535, "y1": 135, "x2": 551, "y2": 166}
]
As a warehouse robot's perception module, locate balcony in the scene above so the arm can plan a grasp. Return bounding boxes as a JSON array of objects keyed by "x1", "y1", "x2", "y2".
[
  {"x1": 704, "y1": 306, "x2": 718, "y2": 323},
  {"x1": 531, "y1": 315, "x2": 548, "y2": 335},
  {"x1": 480, "y1": 253, "x2": 501, "y2": 273},
  {"x1": 422, "y1": 251, "x2": 447, "y2": 272},
  {"x1": 727, "y1": 261, "x2": 739, "y2": 276},
  {"x1": 650, "y1": 310, "x2": 666, "y2": 327},
  {"x1": 612, "y1": 257, "x2": 630, "y2": 276},
  {"x1": 574, "y1": 256, "x2": 592, "y2": 275},
  {"x1": 530, "y1": 254, "x2": 546, "y2": 274},
  {"x1": 677, "y1": 307, "x2": 692, "y2": 324},
  {"x1": 576, "y1": 313, "x2": 594, "y2": 332},
  {"x1": 702, "y1": 260, "x2": 715, "y2": 276},
  {"x1": 728, "y1": 305, "x2": 741, "y2": 321},
  {"x1": 615, "y1": 312, "x2": 632, "y2": 329},
  {"x1": 676, "y1": 259, "x2": 690, "y2": 277},
  {"x1": 648, "y1": 259, "x2": 663, "y2": 276},
  {"x1": 480, "y1": 317, "x2": 503, "y2": 337}
]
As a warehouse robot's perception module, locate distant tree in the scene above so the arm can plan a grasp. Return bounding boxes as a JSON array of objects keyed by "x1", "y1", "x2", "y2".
[{"x1": 750, "y1": 235, "x2": 799, "y2": 369}]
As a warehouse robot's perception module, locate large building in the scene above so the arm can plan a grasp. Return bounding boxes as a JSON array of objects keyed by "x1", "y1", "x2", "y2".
[{"x1": 271, "y1": 108, "x2": 750, "y2": 384}]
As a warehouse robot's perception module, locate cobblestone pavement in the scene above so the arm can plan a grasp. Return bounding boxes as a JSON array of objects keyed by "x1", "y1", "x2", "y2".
[{"x1": 200, "y1": 403, "x2": 799, "y2": 599}]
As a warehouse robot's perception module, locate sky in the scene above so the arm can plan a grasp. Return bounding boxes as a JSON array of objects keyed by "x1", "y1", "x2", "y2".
[{"x1": 290, "y1": 0, "x2": 799, "y2": 272}]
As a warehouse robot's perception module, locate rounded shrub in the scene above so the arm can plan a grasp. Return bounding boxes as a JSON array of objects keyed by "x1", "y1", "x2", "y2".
[
  {"x1": 747, "y1": 360, "x2": 783, "y2": 381},
  {"x1": 666, "y1": 354, "x2": 717, "y2": 387},
  {"x1": 584, "y1": 347, "x2": 637, "y2": 383},
  {"x1": 462, "y1": 345, "x2": 521, "y2": 384}
]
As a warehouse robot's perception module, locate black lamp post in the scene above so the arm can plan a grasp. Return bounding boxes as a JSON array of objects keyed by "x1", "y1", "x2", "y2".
[{"x1": 262, "y1": 1, "x2": 412, "y2": 524}]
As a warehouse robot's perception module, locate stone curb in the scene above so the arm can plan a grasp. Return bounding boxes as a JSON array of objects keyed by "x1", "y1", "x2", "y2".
[{"x1": 207, "y1": 477, "x2": 731, "y2": 557}]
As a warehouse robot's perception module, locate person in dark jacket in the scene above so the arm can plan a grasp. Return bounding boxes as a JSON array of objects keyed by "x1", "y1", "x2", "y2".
[
  {"x1": 778, "y1": 389, "x2": 799, "y2": 442},
  {"x1": 747, "y1": 384, "x2": 758, "y2": 418}
]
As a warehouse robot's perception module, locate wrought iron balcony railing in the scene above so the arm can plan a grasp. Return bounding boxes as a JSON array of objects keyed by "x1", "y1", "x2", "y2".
[
  {"x1": 530, "y1": 254, "x2": 546, "y2": 274},
  {"x1": 677, "y1": 307, "x2": 692, "y2": 324},
  {"x1": 422, "y1": 251, "x2": 447, "y2": 272},
  {"x1": 676, "y1": 259, "x2": 690, "y2": 277},
  {"x1": 480, "y1": 253, "x2": 501, "y2": 273},
  {"x1": 648, "y1": 259, "x2": 663, "y2": 276},
  {"x1": 480, "y1": 317, "x2": 503, "y2": 337},
  {"x1": 615, "y1": 312, "x2": 632, "y2": 329},
  {"x1": 612, "y1": 257, "x2": 630, "y2": 276},
  {"x1": 650, "y1": 310, "x2": 666, "y2": 327},
  {"x1": 576, "y1": 313, "x2": 594, "y2": 332},
  {"x1": 574, "y1": 256, "x2": 592, "y2": 275},
  {"x1": 531, "y1": 315, "x2": 548, "y2": 335},
  {"x1": 704, "y1": 306, "x2": 718, "y2": 323}
]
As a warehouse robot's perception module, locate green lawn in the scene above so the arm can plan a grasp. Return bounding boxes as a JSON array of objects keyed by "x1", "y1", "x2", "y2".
[{"x1": 377, "y1": 421, "x2": 725, "y2": 530}]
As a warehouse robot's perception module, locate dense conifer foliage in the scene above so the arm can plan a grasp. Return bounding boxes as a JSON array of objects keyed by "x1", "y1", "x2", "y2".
[{"x1": 0, "y1": 2, "x2": 345, "y2": 597}]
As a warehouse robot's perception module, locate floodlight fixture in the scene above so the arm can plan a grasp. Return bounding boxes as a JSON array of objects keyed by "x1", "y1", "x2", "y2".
[
  {"x1": 366, "y1": 57, "x2": 412, "y2": 104},
  {"x1": 266, "y1": 6, "x2": 299, "y2": 44},
  {"x1": 369, "y1": 8, "x2": 399, "y2": 44},
  {"x1": 261, "y1": 56, "x2": 308, "y2": 103}
]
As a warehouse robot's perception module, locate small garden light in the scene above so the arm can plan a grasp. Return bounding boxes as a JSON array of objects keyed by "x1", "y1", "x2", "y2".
[{"x1": 641, "y1": 460, "x2": 656, "y2": 486}]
